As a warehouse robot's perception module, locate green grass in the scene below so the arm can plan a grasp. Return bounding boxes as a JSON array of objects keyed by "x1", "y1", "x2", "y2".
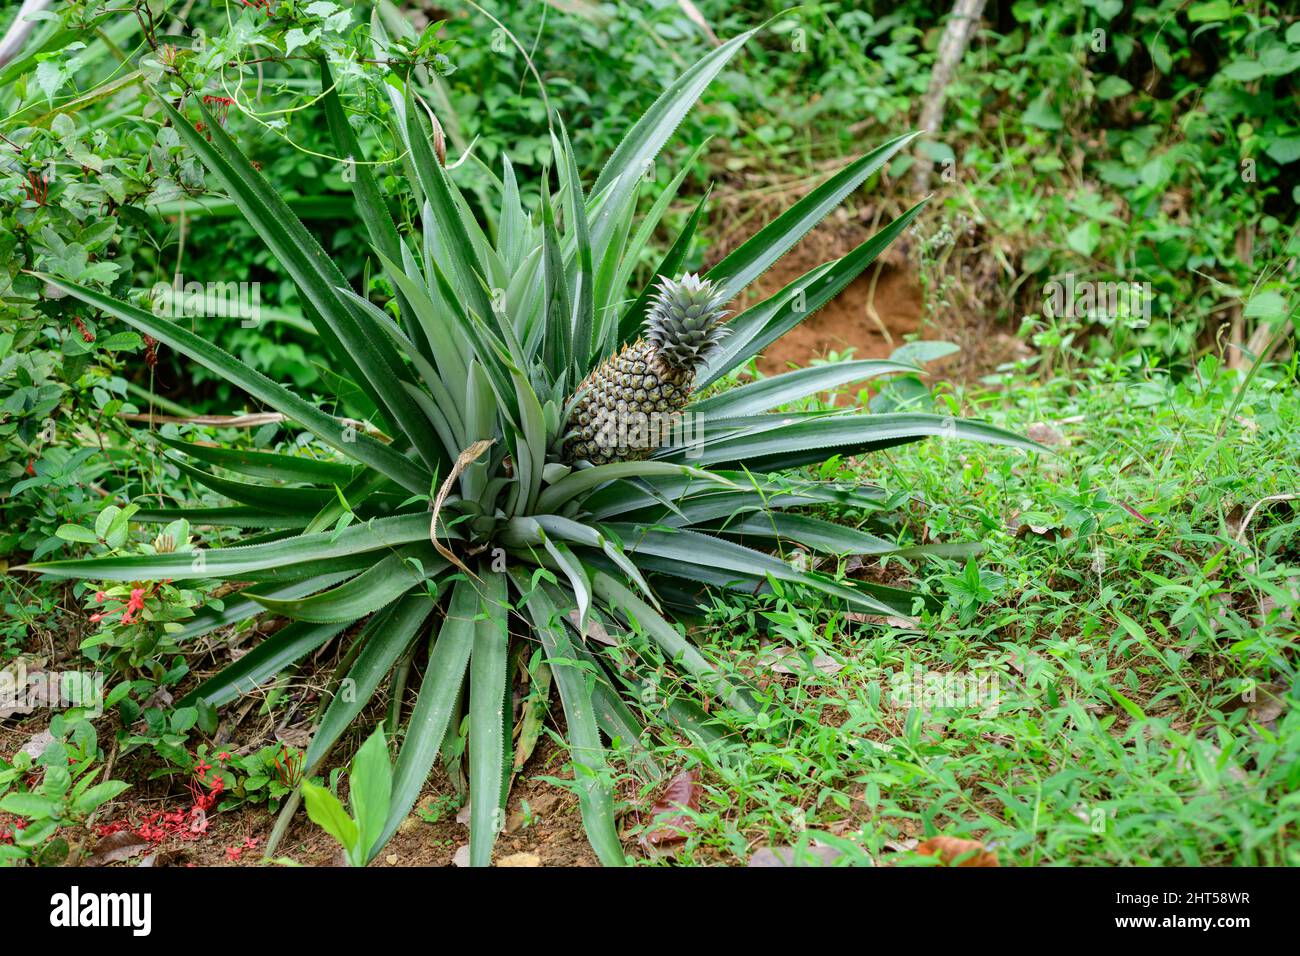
[{"x1": 609, "y1": 354, "x2": 1300, "y2": 866}]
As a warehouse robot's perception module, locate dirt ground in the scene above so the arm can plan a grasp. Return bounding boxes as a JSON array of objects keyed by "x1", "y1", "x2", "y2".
[
  {"x1": 1, "y1": 709, "x2": 600, "y2": 868},
  {"x1": 703, "y1": 161, "x2": 1033, "y2": 384}
]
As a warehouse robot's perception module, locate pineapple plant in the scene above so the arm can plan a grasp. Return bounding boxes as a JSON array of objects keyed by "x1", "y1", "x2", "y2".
[
  {"x1": 563, "y1": 273, "x2": 729, "y2": 464},
  {"x1": 20, "y1": 21, "x2": 1038, "y2": 867}
]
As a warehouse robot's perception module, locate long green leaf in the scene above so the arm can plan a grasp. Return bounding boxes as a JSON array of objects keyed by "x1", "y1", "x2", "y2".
[
  {"x1": 509, "y1": 569, "x2": 626, "y2": 866},
  {"x1": 591, "y1": 26, "x2": 759, "y2": 266},
  {"x1": 690, "y1": 359, "x2": 916, "y2": 418},
  {"x1": 375, "y1": 578, "x2": 477, "y2": 853},
  {"x1": 590, "y1": 571, "x2": 756, "y2": 716},
  {"x1": 305, "y1": 594, "x2": 435, "y2": 772},
  {"x1": 181, "y1": 619, "x2": 349, "y2": 708},
  {"x1": 158, "y1": 97, "x2": 438, "y2": 469},
  {"x1": 468, "y1": 571, "x2": 510, "y2": 867},
  {"x1": 705, "y1": 132, "x2": 918, "y2": 297},
  {"x1": 247, "y1": 546, "x2": 443, "y2": 623},
  {"x1": 537, "y1": 461, "x2": 734, "y2": 513},
  {"x1": 660, "y1": 413, "x2": 1042, "y2": 469},
  {"x1": 19, "y1": 513, "x2": 437, "y2": 581},
  {"x1": 38, "y1": 275, "x2": 431, "y2": 494},
  {"x1": 173, "y1": 572, "x2": 355, "y2": 643},
  {"x1": 697, "y1": 200, "x2": 927, "y2": 389}
]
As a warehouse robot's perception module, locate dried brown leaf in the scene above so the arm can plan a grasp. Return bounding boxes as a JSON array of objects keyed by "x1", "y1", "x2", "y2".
[
  {"x1": 748, "y1": 845, "x2": 844, "y2": 867},
  {"x1": 638, "y1": 769, "x2": 700, "y2": 850},
  {"x1": 85, "y1": 830, "x2": 149, "y2": 867},
  {"x1": 914, "y1": 836, "x2": 998, "y2": 867}
]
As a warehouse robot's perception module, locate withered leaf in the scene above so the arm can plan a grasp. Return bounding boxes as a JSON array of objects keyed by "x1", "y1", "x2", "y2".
[
  {"x1": 748, "y1": 844, "x2": 844, "y2": 867},
  {"x1": 914, "y1": 836, "x2": 998, "y2": 867},
  {"x1": 638, "y1": 769, "x2": 700, "y2": 849},
  {"x1": 86, "y1": 830, "x2": 149, "y2": 867}
]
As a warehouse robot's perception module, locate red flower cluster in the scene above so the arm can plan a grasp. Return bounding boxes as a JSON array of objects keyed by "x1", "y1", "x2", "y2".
[
  {"x1": 23, "y1": 169, "x2": 49, "y2": 205},
  {"x1": 73, "y1": 317, "x2": 94, "y2": 343},
  {"x1": 225, "y1": 836, "x2": 258, "y2": 862},
  {"x1": 201, "y1": 94, "x2": 235, "y2": 128},
  {"x1": 95, "y1": 755, "x2": 226, "y2": 847},
  {"x1": 89, "y1": 586, "x2": 149, "y2": 627},
  {"x1": 273, "y1": 744, "x2": 303, "y2": 788}
]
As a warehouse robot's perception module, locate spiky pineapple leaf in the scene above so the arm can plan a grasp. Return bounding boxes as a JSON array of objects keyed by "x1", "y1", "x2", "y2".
[
  {"x1": 181, "y1": 619, "x2": 350, "y2": 708},
  {"x1": 510, "y1": 569, "x2": 626, "y2": 866},
  {"x1": 468, "y1": 572, "x2": 510, "y2": 867},
  {"x1": 36, "y1": 275, "x2": 431, "y2": 494},
  {"x1": 304, "y1": 594, "x2": 435, "y2": 773},
  {"x1": 706, "y1": 132, "x2": 920, "y2": 298},
  {"x1": 697, "y1": 200, "x2": 928, "y2": 389},
  {"x1": 375, "y1": 578, "x2": 477, "y2": 854}
]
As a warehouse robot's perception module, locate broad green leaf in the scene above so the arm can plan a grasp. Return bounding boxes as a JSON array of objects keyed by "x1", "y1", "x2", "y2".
[
  {"x1": 509, "y1": 569, "x2": 625, "y2": 865},
  {"x1": 375, "y1": 579, "x2": 477, "y2": 852},
  {"x1": 181, "y1": 619, "x2": 350, "y2": 708},
  {"x1": 302, "y1": 782, "x2": 359, "y2": 857},
  {"x1": 305, "y1": 594, "x2": 435, "y2": 772},
  {"x1": 349, "y1": 727, "x2": 393, "y2": 865},
  {"x1": 38, "y1": 275, "x2": 431, "y2": 494},
  {"x1": 468, "y1": 571, "x2": 510, "y2": 867}
]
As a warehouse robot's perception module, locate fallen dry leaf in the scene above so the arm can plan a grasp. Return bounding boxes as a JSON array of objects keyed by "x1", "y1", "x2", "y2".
[
  {"x1": 567, "y1": 610, "x2": 617, "y2": 647},
  {"x1": 1013, "y1": 521, "x2": 1067, "y2": 541},
  {"x1": 914, "y1": 836, "x2": 998, "y2": 867},
  {"x1": 748, "y1": 845, "x2": 844, "y2": 867},
  {"x1": 19, "y1": 728, "x2": 54, "y2": 759},
  {"x1": 1026, "y1": 422, "x2": 1066, "y2": 446},
  {"x1": 498, "y1": 852, "x2": 541, "y2": 867},
  {"x1": 757, "y1": 645, "x2": 844, "y2": 676},
  {"x1": 451, "y1": 844, "x2": 471, "y2": 867},
  {"x1": 85, "y1": 830, "x2": 149, "y2": 867},
  {"x1": 638, "y1": 770, "x2": 700, "y2": 850},
  {"x1": 274, "y1": 724, "x2": 313, "y2": 748},
  {"x1": 1219, "y1": 681, "x2": 1289, "y2": 725}
]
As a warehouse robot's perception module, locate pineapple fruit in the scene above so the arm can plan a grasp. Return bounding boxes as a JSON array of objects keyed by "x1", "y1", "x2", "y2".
[{"x1": 563, "y1": 273, "x2": 730, "y2": 464}]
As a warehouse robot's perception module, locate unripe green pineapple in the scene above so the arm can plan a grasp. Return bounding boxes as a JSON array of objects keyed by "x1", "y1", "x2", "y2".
[{"x1": 564, "y1": 274, "x2": 729, "y2": 464}]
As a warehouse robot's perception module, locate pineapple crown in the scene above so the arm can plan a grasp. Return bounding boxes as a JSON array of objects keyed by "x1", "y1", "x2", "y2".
[{"x1": 643, "y1": 273, "x2": 731, "y2": 370}]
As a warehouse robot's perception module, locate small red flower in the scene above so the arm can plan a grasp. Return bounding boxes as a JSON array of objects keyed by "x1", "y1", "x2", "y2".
[
  {"x1": 201, "y1": 94, "x2": 236, "y2": 128},
  {"x1": 23, "y1": 169, "x2": 49, "y2": 205},
  {"x1": 95, "y1": 591, "x2": 107, "y2": 603}
]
